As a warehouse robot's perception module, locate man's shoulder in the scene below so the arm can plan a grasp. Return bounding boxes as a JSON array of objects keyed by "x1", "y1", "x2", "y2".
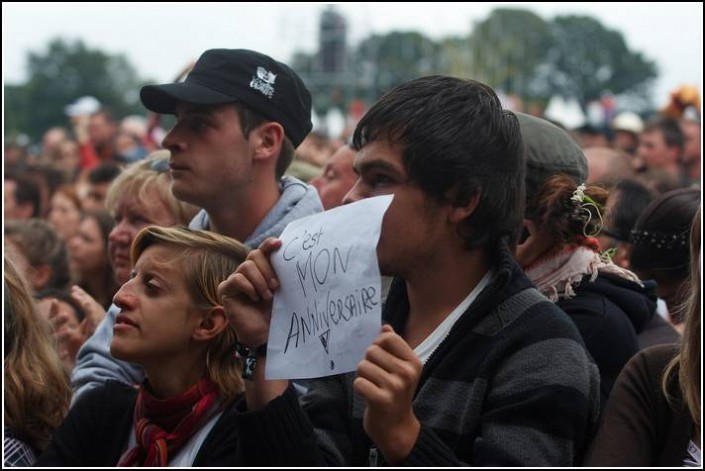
[
  {"x1": 485, "y1": 253, "x2": 576, "y2": 332},
  {"x1": 247, "y1": 176, "x2": 323, "y2": 246},
  {"x1": 477, "y1": 283, "x2": 580, "y2": 341}
]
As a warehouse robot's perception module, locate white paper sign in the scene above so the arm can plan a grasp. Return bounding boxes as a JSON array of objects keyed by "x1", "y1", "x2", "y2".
[{"x1": 265, "y1": 195, "x2": 393, "y2": 379}]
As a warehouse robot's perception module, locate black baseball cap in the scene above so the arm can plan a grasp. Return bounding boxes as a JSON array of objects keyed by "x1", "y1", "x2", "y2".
[{"x1": 140, "y1": 49, "x2": 313, "y2": 148}]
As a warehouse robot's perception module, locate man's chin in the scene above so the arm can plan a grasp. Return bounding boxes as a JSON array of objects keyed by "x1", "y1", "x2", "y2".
[
  {"x1": 378, "y1": 262, "x2": 393, "y2": 277},
  {"x1": 170, "y1": 183, "x2": 199, "y2": 207},
  {"x1": 110, "y1": 342, "x2": 136, "y2": 364}
]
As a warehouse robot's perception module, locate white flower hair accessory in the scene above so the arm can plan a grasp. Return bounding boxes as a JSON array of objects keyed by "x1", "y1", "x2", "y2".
[
  {"x1": 571, "y1": 183, "x2": 587, "y2": 204},
  {"x1": 570, "y1": 183, "x2": 603, "y2": 238}
]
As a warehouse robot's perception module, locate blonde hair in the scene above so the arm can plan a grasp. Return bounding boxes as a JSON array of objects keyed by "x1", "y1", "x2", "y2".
[
  {"x1": 131, "y1": 226, "x2": 249, "y2": 400},
  {"x1": 3, "y1": 255, "x2": 71, "y2": 452},
  {"x1": 662, "y1": 205, "x2": 701, "y2": 427},
  {"x1": 105, "y1": 150, "x2": 199, "y2": 225}
]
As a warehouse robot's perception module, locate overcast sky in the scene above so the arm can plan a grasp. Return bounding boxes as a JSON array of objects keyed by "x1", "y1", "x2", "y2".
[{"x1": 3, "y1": 2, "x2": 702, "y2": 107}]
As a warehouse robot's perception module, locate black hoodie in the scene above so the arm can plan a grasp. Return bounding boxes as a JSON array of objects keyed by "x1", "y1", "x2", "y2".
[{"x1": 557, "y1": 273, "x2": 676, "y2": 407}]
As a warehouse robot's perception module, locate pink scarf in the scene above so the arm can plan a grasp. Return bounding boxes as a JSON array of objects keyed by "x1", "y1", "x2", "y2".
[{"x1": 526, "y1": 241, "x2": 642, "y2": 302}]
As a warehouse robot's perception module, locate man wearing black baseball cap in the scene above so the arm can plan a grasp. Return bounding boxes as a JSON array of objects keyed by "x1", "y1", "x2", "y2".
[
  {"x1": 141, "y1": 48, "x2": 321, "y2": 241},
  {"x1": 71, "y1": 49, "x2": 323, "y2": 401}
]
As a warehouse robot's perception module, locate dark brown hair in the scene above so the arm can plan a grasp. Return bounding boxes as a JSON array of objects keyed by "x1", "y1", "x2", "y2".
[{"x1": 527, "y1": 175, "x2": 608, "y2": 244}]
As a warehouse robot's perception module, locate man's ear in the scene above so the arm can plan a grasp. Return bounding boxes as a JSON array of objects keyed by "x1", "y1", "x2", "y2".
[
  {"x1": 515, "y1": 218, "x2": 555, "y2": 269},
  {"x1": 448, "y1": 192, "x2": 481, "y2": 224},
  {"x1": 252, "y1": 122, "x2": 285, "y2": 164},
  {"x1": 193, "y1": 306, "x2": 228, "y2": 343}
]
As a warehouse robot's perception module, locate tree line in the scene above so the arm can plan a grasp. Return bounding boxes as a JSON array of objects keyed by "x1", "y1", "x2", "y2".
[{"x1": 4, "y1": 8, "x2": 657, "y2": 141}]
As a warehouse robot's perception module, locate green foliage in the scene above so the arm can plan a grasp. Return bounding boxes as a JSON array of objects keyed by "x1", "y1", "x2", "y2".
[
  {"x1": 4, "y1": 38, "x2": 147, "y2": 141},
  {"x1": 354, "y1": 31, "x2": 440, "y2": 99},
  {"x1": 461, "y1": 9, "x2": 657, "y2": 108},
  {"x1": 294, "y1": 8, "x2": 658, "y2": 113},
  {"x1": 544, "y1": 15, "x2": 658, "y2": 107},
  {"x1": 291, "y1": 51, "x2": 333, "y2": 115},
  {"x1": 6, "y1": 12, "x2": 660, "y2": 140},
  {"x1": 466, "y1": 8, "x2": 552, "y2": 99},
  {"x1": 436, "y1": 36, "x2": 472, "y2": 79},
  {"x1": 295, "y1": 30, "x2": 441, "y2": 114},
  {"x1": 4, "y1": 84, "x2": 31, "y2": 140}
]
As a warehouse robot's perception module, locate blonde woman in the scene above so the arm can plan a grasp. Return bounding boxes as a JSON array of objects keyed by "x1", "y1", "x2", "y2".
[
  {"x1": 37, "y1": 226, "x2": 248, "y2": 466},
  {"x1": 71, "y1": 150, "x2": 199, "y2": 399},
  {"x1": 585, "y1": 206, "x2": 701, "y2": 466},
  {"x1": 4, "y1": 255, "x2": 71, "y2": 466}
]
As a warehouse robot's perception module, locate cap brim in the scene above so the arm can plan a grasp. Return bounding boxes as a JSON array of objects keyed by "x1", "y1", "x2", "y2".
[{"x1": 140, "y1": 82, "x2": 236, "y2": 114}]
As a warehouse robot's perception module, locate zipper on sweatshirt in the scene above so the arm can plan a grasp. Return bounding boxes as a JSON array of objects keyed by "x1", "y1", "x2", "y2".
[
  {"x1": 416, "y1": 269, "x2": 506, "y2": 389},
  {"x1": 368, "y1": 446, "x2": 379, "y2": 466}
]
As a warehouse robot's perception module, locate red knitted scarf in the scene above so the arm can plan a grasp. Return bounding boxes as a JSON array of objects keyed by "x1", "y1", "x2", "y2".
[{"x1": 118, "y1": 378, "x2": 218, "y2": 467}]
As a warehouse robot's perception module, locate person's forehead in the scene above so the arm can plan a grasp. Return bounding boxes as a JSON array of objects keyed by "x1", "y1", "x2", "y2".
[
  {"x1": 90, "y1": 113, "x2": 110, "y2": 125},
  {"x1": 642, "y1": 129, "x2": 664, "y2": 140},
  {"x1": 137, "y1": 245, "x2": 186, "y2": 276},
  {"x1": 91, "y1": 182, "x2": 111, "y2": 193},
  {"x1": 355, "y1": 141, "x2": 404, "y2": 166},
  {"x1": 79, "y1": 216, "x2": 103, "y2": 233},
  {"x1": 684, "y1": 123, "x2": 701, "y2": 136},
  {"x1": 329, "y1": 149, "x2": 355, "y2": 167},
  {"x1": 175, "y1": 102, "x2": 233, "y2": 117},
  {"x1": 683, "y1": 120, "x2": 700, "y2": 130},
  {"x1": 39, "y1": 298, "x2": 76, "y2": 316},
  {"x1": 175, "y1": 102, "x2": 209, "y2": 114},
  {"x1": 118, "y1": 191, "x2": 171, "y2": 217}
]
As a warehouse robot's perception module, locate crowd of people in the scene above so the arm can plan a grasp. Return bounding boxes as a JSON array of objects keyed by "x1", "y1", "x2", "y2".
[{"x1": 3, "y1": 47, "x2": 701, "y2": 467}]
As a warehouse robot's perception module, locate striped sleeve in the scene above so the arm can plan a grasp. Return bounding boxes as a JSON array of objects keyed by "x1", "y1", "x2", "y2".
[{"x1": 474, "y1": 335, "x2": 599, "y2": 466}]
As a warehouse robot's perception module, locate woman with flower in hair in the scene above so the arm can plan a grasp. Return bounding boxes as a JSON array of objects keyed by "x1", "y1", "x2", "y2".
[
  {"x1": 37, "y1": 226, "x2": 248, "y2": 466},
  {"x1": 585, "y1": 206, "x2": 701, "y2": 466},
  {"x1": 516, "y1": 175, "x2": 660, "y2": 406}
]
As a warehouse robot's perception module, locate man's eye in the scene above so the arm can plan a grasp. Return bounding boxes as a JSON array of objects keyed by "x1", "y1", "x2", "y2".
[
  {"x1": 186, "y1": 119, "x2": 209, "y2": 132},
  {"x1": 145, "y1": 280, "x2": 160, "y2": 293},
  {"x1": 371, "y1": 174, "x2": 392, "y2": 186}
]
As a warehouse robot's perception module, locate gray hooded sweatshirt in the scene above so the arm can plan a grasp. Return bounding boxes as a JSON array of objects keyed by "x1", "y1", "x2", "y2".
[{"x1": 71, "y1": 176, "x2": 322, "y2": 402}]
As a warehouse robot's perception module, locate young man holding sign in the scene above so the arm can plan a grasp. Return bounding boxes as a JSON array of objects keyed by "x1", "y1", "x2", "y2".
[{"x1": 219, "y1": 76, "x2": 599, "y2": 466}]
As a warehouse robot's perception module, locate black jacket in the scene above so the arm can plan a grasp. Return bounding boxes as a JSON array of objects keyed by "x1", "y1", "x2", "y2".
[
  {"x1": 36, "y1": 381, "x2": 242, "y2": 466},
  {"x1": 235, "y1": 240, "x2": 599, "y2": 466},
  {"x1": 558, "y1": 273, "x2": 669, "y2": 405}
]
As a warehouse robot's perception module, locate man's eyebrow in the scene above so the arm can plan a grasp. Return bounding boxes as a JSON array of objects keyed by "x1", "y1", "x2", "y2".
[
  {"x1": 175, "y1": 105, "x2": 214, "y2": 118},
  {"x1": 355, "y1": 160, "x2": 399, "y2": 174}
]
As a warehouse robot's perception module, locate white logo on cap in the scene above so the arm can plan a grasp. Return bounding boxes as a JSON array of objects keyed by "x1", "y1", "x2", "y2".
[{"x1": 250, "y1": 66, "x2": 277, "y2": 99}]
